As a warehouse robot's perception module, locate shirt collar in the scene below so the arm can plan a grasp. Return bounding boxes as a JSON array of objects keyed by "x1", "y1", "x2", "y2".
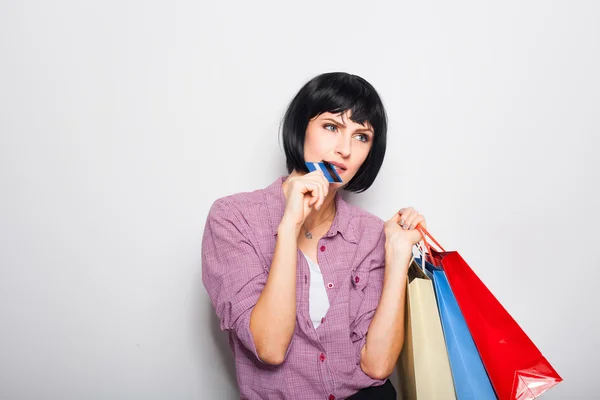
[{"x1": 265, "y1": 175, "x2": 358, "y2": 244}]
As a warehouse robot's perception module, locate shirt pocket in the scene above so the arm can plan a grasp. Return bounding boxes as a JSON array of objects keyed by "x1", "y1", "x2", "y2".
[{"x1": 348, "y1": 267, "x2": 370, "y2": 322}]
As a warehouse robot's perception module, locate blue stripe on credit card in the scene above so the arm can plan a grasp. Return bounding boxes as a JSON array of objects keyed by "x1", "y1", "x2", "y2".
[
  {"x1": 305, "y1": 161, "x2": 343, "y2": 183},
  {"x1": 306, "y1": 162, "x2": 318, "y2": 173}
]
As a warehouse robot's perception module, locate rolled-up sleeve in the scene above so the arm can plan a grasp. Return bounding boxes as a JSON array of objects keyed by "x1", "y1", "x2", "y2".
[
  {"x1": 201, "y1": 199, "x2": 270, "y2": 363},
  {"x1": 349, "y1": 228, "x2": 386, "y2": 366}
]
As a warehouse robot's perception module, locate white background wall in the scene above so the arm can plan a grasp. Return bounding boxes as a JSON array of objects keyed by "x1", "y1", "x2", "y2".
[{"x1": 1, "y1": 1, "x2": 598, "y2": 399}]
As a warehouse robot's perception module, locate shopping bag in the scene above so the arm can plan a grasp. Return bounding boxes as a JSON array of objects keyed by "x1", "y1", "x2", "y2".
[
  {"x1": 414, "y1": 256, "x2": 497, "y2": 400},
  {"x1": 417, "y1": 226, "x2": 562, "y2": 400},
  {"x1": 397, "y1": 258, "x2": 456, "y2": 400}
]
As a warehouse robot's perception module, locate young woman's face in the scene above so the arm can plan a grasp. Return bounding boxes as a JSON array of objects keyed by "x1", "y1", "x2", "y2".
[{"x1": 303, "y1": 110, "x2": 374, "y2": 185}]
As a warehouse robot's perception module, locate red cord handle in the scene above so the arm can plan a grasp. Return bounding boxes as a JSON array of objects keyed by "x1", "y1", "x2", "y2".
[
  {"x1": 416, "y1": 224, "x2": 446, "y2": 266},
  {"x1": 416, "y1": 225, "x2": 445, "y2": 252}
]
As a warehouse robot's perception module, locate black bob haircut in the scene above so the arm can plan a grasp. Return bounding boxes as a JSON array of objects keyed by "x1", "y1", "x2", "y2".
[{"x1": 280, "y1": 72, "x2": 387, "y2": 193}]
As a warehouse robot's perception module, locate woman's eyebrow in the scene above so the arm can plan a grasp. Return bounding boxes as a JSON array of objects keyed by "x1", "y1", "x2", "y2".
[{"x1": 322, "y1": 118, "x2": 374, "y2": 133}]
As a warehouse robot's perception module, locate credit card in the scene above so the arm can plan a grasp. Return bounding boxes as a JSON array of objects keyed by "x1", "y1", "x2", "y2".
[{"x1": 305, "y1": 161, "x2": 343, "y2": 183}]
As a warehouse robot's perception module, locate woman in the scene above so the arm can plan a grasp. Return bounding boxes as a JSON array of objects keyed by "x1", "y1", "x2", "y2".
[{"x1": 202, "y1": 72, "x2": 426, "y2": 399}]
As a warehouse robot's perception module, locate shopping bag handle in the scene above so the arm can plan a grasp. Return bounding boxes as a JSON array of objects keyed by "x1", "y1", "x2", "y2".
[
  {"x1": 415, "y1": 225, "x2": 446, "y2": 267},
  {"x1": 416, "y1": 225, "x2": 445, "y2": 252}
]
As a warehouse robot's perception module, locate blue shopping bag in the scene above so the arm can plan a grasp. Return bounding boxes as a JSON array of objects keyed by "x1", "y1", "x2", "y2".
[{"x1": 415, "y1": 256, "x2": 497, "y2": 400}]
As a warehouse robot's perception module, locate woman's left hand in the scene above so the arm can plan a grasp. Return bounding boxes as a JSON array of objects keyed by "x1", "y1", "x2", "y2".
[{"x1": 384, "y1": 207, "x2": 426, "y2": 249}]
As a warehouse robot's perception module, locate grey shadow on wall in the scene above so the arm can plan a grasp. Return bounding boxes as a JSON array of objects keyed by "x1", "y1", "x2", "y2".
[
  {"x1": 207, "y1": 300, "x2": 237, "y2": 387},
  {"x1": 194, "y1": 273, "x2": 238, "y2": 396}
]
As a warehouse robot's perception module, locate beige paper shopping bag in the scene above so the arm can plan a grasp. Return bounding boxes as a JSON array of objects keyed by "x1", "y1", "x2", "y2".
[{"x1": 397, "y1": 259, "x2": 456, "y2": 400}]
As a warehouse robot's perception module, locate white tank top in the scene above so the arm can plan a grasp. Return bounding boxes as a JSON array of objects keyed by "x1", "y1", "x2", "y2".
[{"x1": 301, "y1": 251, "x2": 331, "y2": 329}]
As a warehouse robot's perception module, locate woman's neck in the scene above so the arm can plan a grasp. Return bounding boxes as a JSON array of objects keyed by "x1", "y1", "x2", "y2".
[{"x1": 304, "y1": 194, "x2": 336, "y2": 229}]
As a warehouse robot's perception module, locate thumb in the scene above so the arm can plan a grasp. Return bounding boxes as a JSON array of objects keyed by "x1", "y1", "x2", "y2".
[{"x1": 389, "y1": 208, "x2": 405, "y2": 222}]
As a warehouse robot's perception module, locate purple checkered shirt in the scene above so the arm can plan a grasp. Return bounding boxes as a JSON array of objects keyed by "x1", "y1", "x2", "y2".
[{"x1": 202, "y1": 175, "x2": 388, "y2": 400}]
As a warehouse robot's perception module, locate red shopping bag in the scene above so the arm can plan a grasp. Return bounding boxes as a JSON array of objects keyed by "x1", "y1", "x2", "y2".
[{"x1": 416, "y1": 226, "x2": 562, "y2": 400}]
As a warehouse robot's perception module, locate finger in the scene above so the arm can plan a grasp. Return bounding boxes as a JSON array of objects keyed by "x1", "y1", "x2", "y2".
[
  {"x1": 390, "y1": 209, "x2": 403, "y2": 222},
  {"x1": 309, "y1": 169, "x2": 326, "y2": 180},
  {"x1": 303, "y1": 182, "x2": 320, "y2": 207},
  {"x1": 389, "y1": 207, "x2": 407, "y2": 222},
  {"x1": 402, "y1": 212, "x2": 420, "y2": 230},
  {"x1": 308, "y1": 174, "x2": 329, "y2": 209},
  {"x1": 307, "y1": 171, "x2": 329, "y2": 199},
  {"x1": 408, "y1": 215, "x2": 425, "y2": 231},
  {"x1": 311, "y1": 174, "x2": 329, "y2": 199},
  {"x1": 316, "y1": 180, "x2": 327, "y2": 210},
  {"x1": 321, "y1": 175, "x2": 330, "y2": 198},
  {"x1": 398, "y1": 207, "x2": 416, "y2": 228},
  {"x1": 311, "y1": 183, "x2": 323, "y2": 209}
]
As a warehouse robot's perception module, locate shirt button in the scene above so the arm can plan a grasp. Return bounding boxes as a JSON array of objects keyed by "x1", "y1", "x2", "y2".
[
  {"x1": 321, "y1": 317, "x2": 325, "y2": 324},
  {"x1": 329, "y1": 395, "x2": 335, "y2": 400},
  {"x1": 327, "y1": 282, "x2": 334, "y2": 289},
  {"x1": 355, "y1": 276, "x2": 360, "y2": 283},
  {"x1": 320, "y1": 245, "x2": 326, "y2": 252},
  {"x1": 304, "y1": 275, "x2": 307, "y2": 284},
  {"x1": 319, "y1": 353, "x2": 326, "y2": 362}
]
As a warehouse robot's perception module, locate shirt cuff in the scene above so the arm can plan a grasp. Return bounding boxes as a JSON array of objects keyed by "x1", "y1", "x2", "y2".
[
  {"x1": 234, "y1": 308, "x2": 264, "y2": 363},
  {"x1": 354, "y1": 334, "x2": 368, "y2": 366},
  {"x1": 234, "y1": 307, "x2": 294, "y2": 364}
]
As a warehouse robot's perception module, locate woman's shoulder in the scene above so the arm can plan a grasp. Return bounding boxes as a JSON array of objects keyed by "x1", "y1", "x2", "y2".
[
  {"x1": 341, "y1": 200, "x2": 385, "y2": 242},
  {"x1": 206, "y1": 183, "x2": 273, "y2": 229},
  {"x1": 210, "y1": 183, "x2": 270, "y2": 210}
]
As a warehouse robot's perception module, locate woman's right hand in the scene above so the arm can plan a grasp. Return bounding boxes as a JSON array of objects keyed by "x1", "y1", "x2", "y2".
[{"x1": 281, "y1": 171, "x2": 330, "y2": 227}]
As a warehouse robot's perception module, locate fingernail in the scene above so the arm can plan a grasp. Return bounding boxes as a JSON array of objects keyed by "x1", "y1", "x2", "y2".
[
  {"x1": 409, "y1": 224, "x2": 413, "y2": 230},
  {"x1": 400, "y1": 219, "x2": 405, "y2": 225},
  {"x1": 316, "y1": 204, "x2": 321, "y2": 210}
]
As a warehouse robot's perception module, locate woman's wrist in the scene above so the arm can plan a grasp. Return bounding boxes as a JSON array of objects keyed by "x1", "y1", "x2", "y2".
[
  {"x1": 384, "y1": 239, "x2": 413, "y2": 275},
  {"x1": 278, "y1": 217, "x2": 302, "y2": 237},
  {"x1": 384, "y1": 234, "x2": 413, "y2": 254},
  {"x1": 385, "y1": 235, "x2": 413, "y2": 259}
]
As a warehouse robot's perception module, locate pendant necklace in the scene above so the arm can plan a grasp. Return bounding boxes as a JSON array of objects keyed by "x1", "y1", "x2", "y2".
[{"x1": 302, "y1": 209, "x2": 335, "y2": 239}]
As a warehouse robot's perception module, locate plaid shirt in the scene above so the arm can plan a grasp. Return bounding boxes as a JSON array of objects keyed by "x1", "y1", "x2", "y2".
[{"x1": 202, "y1": 175, "x2": 388, "y2": 400}]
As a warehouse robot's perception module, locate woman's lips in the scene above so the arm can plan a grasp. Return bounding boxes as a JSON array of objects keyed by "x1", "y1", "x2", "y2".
[{"x1": 328, "y1": 163, "x2": 346, "y2": 172}]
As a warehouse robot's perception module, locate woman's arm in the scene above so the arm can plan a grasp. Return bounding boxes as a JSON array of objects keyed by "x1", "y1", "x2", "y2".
[
  {"x1": 358, "y1": 239, "x2": 412, "y2": 379},
  {"x1": 359, "y1": 207, "x2": 426, "y2": 379},
  {"x1": 250, "y1": 171, "x2": 330, "y2": 365},
  {"x1": 249, "y1": 217, "x2": 302, "y2": 365}
]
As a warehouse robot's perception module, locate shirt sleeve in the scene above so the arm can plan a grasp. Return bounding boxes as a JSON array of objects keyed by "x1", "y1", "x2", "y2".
[
  {"x1": 202, "y1": 199, "x2": 290, "y2": 364},
  {"x1": 349, "y1": 227, "x2": 386, "y2": 367}
]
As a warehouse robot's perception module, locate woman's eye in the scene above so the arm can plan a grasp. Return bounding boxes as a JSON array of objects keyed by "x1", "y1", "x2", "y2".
[
  {"x1": 355, "y1": 134, "x2": 369, "y2": 142},
  {"x1": 324, "y1": 124, "x2": 337, "y2": 132}
]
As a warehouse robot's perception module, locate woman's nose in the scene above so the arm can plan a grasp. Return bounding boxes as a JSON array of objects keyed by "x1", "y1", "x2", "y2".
[{"x1": 335, "y1": 136, "x2": 351, "y2": 158}]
